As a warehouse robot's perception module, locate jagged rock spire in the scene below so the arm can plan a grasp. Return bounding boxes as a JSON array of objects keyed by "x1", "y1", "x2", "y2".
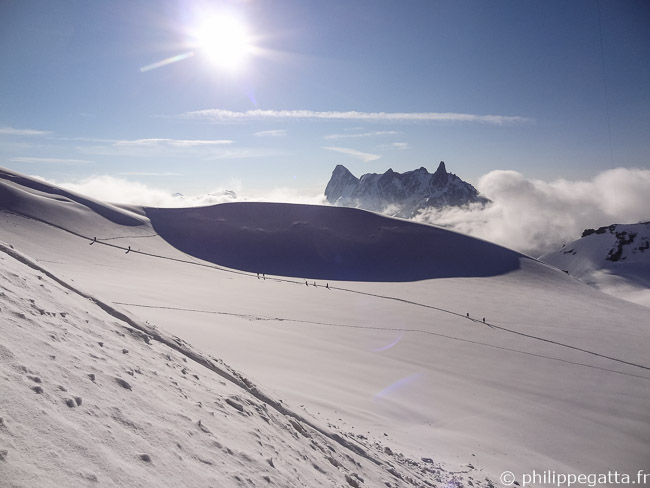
[{"x1": 324, "y1": 161, "x2": 489, "y2": 218}]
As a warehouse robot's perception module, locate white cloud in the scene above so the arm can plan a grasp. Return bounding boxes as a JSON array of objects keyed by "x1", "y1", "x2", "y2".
[
  {"x1": 254, "y1": 129, "x2": 287, "y2": 137},
  {"x1": 413, "y1": 167, "x2": 650, "y2": 257},
  {"x1": 324, "y1": 130, "x2": 399, "y2": 140},
  {"x1": 390, "y1": 142, "x2": 409, "y2": 150},
  {"x1": 0, "y1": 126, "x2": 51, "y2": 136},
  {"x1": 47, "y1": 175, "x2": 326, "y2": 208},
  {"x1": 181, "y1": 109, "x2": 531, "y2": 125},
  {"x1": 323, "y1": 146, "x2": 381, "y2": 163},
  {"x1": 75, "y1": 138, "x2": 277, "y2": 160},
  {"x1": 117, "y1": 172, "x2": 182, "y2": 176},
  {"x1": 9, "y1": 156, "x2": 91, "y2": 165},
  {"x1": 113, "y1": 138, "x2": 233, "y2": 147},
  {"x1": 54, "y1": 175, "x2": 237, "y2": 207}
]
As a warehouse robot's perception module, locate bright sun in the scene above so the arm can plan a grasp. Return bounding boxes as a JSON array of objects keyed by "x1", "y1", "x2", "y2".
[{"x1": 193, "y1": 14, "x2": 252, "y2": 71}]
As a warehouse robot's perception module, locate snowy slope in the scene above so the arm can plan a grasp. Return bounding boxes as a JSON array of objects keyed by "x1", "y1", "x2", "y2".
[
  {"x1": 540, "y1": 222, "x2": 650, "y2": 308},
  {"x1": 0, "y1": 242, "x2": 483, "y2": 488},
  {"x1": 325, "y1": 162, "x2": 488, "y2": 218},
  {"x1": 2, "y1": 167, "x2": 650, "y2": 486}
]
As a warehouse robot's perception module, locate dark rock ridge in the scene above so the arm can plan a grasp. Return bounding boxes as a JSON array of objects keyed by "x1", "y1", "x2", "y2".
[{"x1": 324, "y1": 161, "x2": 489, "y2": 218}]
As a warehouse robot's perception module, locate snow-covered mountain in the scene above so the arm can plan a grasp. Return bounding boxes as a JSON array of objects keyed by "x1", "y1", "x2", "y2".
[
  {"x1": 324, "y1": 161, "x2": 489, "y2": 218},
  {"x1": 540, "y1": 222, "x2": 650, "y2": 307},
  {"x1": 2, "y1": 166, "x2": 650, "y2": 486}
]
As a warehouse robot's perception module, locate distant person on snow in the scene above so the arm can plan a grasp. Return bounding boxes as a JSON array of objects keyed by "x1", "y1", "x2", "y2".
[
  {"x1": 326, "y1": 283, "x2": 329, "y2": 289},
  {"x1": 305, "y1": 281, "x2": 308, "y2": 286},
  {"x1": 466, "y1": 313, "x2": 469, "y2": 318},
  {"x1": 482, "y1": 317, "x2": 486, "y2": 323}
]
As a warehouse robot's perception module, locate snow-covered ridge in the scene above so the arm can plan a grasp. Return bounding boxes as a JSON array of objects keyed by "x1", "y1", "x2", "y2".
[
  {"x1": 540, "y1": 222, "x2": 650, "y2": 307},
  {"x1": 2, "y1": 166, "x2": 650, "y2": 484},
  {"x1": 324, "y1": 161, "x2": 489, "y2": 218},
  {"x1": 580, "y1": 222, "x2": 650, "y2": 262}
]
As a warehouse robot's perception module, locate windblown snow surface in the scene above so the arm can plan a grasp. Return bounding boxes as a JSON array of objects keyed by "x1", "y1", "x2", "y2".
[{"x1": 1, "y1": 167, "x2": 650, "y2": 487}]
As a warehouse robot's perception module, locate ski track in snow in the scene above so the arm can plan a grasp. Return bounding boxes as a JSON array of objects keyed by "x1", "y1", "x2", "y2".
[
  {"x1": 9, "y1": 209, "x2": 650, "y2": 375},
  {"x1": 113, "y1": 301, "x2": 650, "y2": 381}
]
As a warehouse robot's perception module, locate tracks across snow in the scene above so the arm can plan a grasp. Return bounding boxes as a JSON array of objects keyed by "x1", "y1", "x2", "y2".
[
  {"x1": 6, "y1": 207, "x2": 650, "y2": 377},
  {"x1": 113, "y1": 301, "x2": 650, "y2": 381}
]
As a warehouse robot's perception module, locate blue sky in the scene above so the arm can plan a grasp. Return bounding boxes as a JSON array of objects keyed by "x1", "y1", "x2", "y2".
[{"x1": 1, "y1": 0, "x2": 648, "y2": 196}]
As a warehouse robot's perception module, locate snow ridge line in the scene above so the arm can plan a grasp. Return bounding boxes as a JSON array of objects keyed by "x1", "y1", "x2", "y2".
[
  {"x1": 113, "y1": 302, "x2": 650, "y2": 381},
  {"x1": 6, "y1": 208, "x2": 650, "y2": 374},
  {"x1": 0, "y1": 241, "x2": 388, "y2": 471}
]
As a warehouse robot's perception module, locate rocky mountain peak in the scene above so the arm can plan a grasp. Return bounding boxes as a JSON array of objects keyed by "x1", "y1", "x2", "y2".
[{"x1": 324, "y1": 162, "x2": 489, "y2": 218}]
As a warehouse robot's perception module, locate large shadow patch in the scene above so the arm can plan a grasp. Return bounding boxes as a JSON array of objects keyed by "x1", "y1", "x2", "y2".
[{"x1": 146, "y1": 202, "x2": 524, "y2": 282}]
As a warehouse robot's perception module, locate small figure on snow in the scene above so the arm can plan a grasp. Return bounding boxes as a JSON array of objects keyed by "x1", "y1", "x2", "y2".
[
  {"x1": 326, "y1": 283, "x2": 329, "y2": 289},
  {"x1": 466, "y1": 312, "x2": 469, "y2": 318},
  {"x1": 305, "y1": 280, "x2": 309, "y2": 286},
  {"x1": 257, "y1": 273, "x2": 260, "y2": 279},
  {"x1": 263, "y1": 274, "x2": 266, "y2": 280}
]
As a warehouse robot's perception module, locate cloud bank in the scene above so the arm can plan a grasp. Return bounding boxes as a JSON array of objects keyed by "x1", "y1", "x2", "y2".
[
  {"x1": 50, "y1": 175, "x2": 325, "y2": 208},
  {"x1": 181, "y1": 109, "x2": 531, "y2": 125},
  {"x1": 414, "y1": 167, "x2": 650, "y2": 257}
]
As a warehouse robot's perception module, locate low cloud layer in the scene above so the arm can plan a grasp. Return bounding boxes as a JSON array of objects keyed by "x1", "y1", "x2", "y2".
[
  {"x1": 414, "y1": 167, "x2": 650, "y2": 257},
  {"x1": 181, "y1": 109, "x2": 531, "y2": 125},
  {"x1": 51, "y1": 175, "x2": 325, "y2": 208}
]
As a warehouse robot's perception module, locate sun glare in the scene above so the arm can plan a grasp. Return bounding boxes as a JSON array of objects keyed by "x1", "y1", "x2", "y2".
[{"x1": 193, "y1": 14, "x2": 251, "y2": 71}]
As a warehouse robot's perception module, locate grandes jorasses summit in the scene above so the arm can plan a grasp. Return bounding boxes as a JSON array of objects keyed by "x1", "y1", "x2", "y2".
[{"x1": 324, "y1": 161, "x2": 489, "y2": 218}]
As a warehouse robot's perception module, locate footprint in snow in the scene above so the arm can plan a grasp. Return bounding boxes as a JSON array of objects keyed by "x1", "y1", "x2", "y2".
[{"x1": 115, "y1": 378, "x2": 132, "y2": 390}]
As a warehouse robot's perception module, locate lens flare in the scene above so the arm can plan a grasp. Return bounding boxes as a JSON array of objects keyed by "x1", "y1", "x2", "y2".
[
  {"x1": 140, "y1": 52, "x2": 194, "y2": 73},
  {"x1": 373, "y1": 373, "x2": 422, "y2": 401},
  {"x1": 371, "y1": 331, "x2": 405, "y2": 353}
]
